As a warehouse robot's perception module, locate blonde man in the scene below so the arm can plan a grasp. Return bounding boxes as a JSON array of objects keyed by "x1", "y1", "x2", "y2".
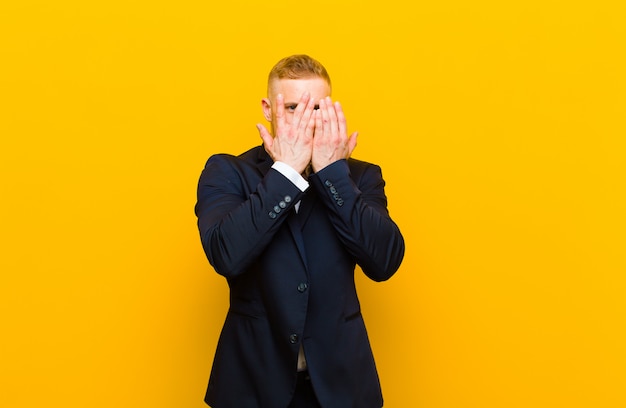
[{"x1": 196, "y1": 55, "x2": 404, "y2": 408}]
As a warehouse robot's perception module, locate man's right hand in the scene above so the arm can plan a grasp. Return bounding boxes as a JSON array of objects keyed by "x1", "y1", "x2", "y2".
[{"x1": 257, "y1": 92, "x2": 316, "y2": 174}]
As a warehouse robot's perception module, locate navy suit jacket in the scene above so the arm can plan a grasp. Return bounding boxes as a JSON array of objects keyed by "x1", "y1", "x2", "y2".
[{"x1": 195, "y1": 145, "x2": 405, "y2": 408}]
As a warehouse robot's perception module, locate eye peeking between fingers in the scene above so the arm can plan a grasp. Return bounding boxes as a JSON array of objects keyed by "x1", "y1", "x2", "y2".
[{"x1": 284, "y1": 103, "x2": 320, "y2": 113}]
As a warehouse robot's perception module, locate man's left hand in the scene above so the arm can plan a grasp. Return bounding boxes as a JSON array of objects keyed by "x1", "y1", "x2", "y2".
[{"x1": 311, "y1": 97, "x2": 358, "y2": 172}]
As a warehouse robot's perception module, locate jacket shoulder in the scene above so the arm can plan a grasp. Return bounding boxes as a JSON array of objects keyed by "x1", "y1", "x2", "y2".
[
  {"x1": 346, "y1": 157, "x2": 383, "y2": 180},
  {"x1": 237, "y1": 145, "x2": 264, "y2": 161},
  {"x1": 200, "y1": 145, "x2": 264, "y2": 173}
]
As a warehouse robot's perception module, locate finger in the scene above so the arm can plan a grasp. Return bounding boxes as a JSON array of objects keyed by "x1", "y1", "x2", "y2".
[
  {"x1": 320, "y1": 97, "x2": 331, "y2": 139},
  {"x1": 298, "y1": 93, "x2": 316, "y2": 134},
  {"x1": 275, "y1": 93, "x2": 285, "y2": 135},
  {"x1": 292, "y1": 92, "x2": 311, "y2": 131},
  {"x1": 305, "y1": 104, "x2": 316, "y2": 139},
  {"x1": 326, "y1": 97, "x2": 339, "y2": 140},
  {"x1": 335, "y1": 101, "x2": 347, "y2": 139},
  {"x1": 313, "y1": 108, "x2": 322, "y2": 140},
  {"x1": 348, "y1": 131, "x2": 358, "y2": 156}
]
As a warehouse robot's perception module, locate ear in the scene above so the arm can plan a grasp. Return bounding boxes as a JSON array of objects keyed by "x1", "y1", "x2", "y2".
[{"x1": 261, "y1": 98, "x2": 272, "y2": 122}]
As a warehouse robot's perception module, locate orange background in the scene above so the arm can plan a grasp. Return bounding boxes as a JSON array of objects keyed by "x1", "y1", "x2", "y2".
[{"x1": 1, "y1": 1, "x2": 625, "y2": 407}]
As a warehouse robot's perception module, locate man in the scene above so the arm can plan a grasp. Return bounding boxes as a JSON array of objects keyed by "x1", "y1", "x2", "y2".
[{"x1": 195, "y1": 55, "x2": 405, "y2": 408}]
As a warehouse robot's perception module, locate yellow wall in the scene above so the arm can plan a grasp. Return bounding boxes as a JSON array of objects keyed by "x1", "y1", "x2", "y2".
[{"x1": 1, "y1": 1, "x2": 624, "y2": 407}]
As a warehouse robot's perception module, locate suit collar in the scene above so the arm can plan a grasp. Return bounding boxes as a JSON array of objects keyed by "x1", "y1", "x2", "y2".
[{"x1": 255, "y1": 145, "x2": 273, "y2": 176}]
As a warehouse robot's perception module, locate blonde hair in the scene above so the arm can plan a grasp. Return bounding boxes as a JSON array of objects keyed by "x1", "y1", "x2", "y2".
[{"x1": 268, "y1": 54, "x2": 331, "y2": 93}]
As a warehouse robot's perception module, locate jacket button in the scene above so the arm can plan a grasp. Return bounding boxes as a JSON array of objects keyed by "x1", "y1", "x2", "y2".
[
  {"x1": 273, "y1": 205, "x2": 281, "y2": 213},
  {"x1": 279, "y1": 200, "x2": 287, "y2": 209},
  {"x1": 268, "y1": 211, "x2": 277, "y2": 219},
  {"x1": 297, "y1": 282, "x2": 308, "y2": 293},
  {"x1": 284, "y1": 195, "x2": 292, "y2": 203},
  {"x1": 289, "y1": 334, "x2": 299, "y2": 344}
]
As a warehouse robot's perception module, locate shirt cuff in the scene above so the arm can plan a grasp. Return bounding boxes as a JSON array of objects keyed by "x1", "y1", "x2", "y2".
[{"x1": 272, "y1": 161, "x2": 309, "y2": 192}]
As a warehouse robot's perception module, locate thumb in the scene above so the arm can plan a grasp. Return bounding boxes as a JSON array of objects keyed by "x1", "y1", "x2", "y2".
[
  {"x1": 347, "y1": 131, "x2": 358, "y2": 157},
  {"x1": 256, "y1": 124, "x2": 273, "y2": 148}
]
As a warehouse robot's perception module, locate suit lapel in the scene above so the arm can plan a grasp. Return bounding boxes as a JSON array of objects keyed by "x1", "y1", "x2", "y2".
[
  {"x1": 286, "y1": 211, "x2": 308, "y2": 272},
  {"x1": 297, "y1": 189, "x2": 317, "y2": 229},
  {"x1": 255, "y1": 146, "x2": 311, "y2": 271}
]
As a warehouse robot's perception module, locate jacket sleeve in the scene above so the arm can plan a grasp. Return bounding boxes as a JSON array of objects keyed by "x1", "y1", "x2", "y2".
[
  {"x1": 309, "y1": 159, "x2": 405, "y2": 282},
  {"x1": 194, "y1": 154, "x2": 304, "y2": 278}
]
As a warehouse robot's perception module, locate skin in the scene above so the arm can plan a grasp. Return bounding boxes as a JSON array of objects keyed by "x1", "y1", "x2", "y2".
[{"x1": 256, "y1": 77, "x2": 358, "y2": 174}]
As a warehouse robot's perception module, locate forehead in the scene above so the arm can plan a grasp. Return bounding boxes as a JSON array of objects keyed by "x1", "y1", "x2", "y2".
[{"x1": 269, "y1": 78, "x2": 331, "y2": 100}]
